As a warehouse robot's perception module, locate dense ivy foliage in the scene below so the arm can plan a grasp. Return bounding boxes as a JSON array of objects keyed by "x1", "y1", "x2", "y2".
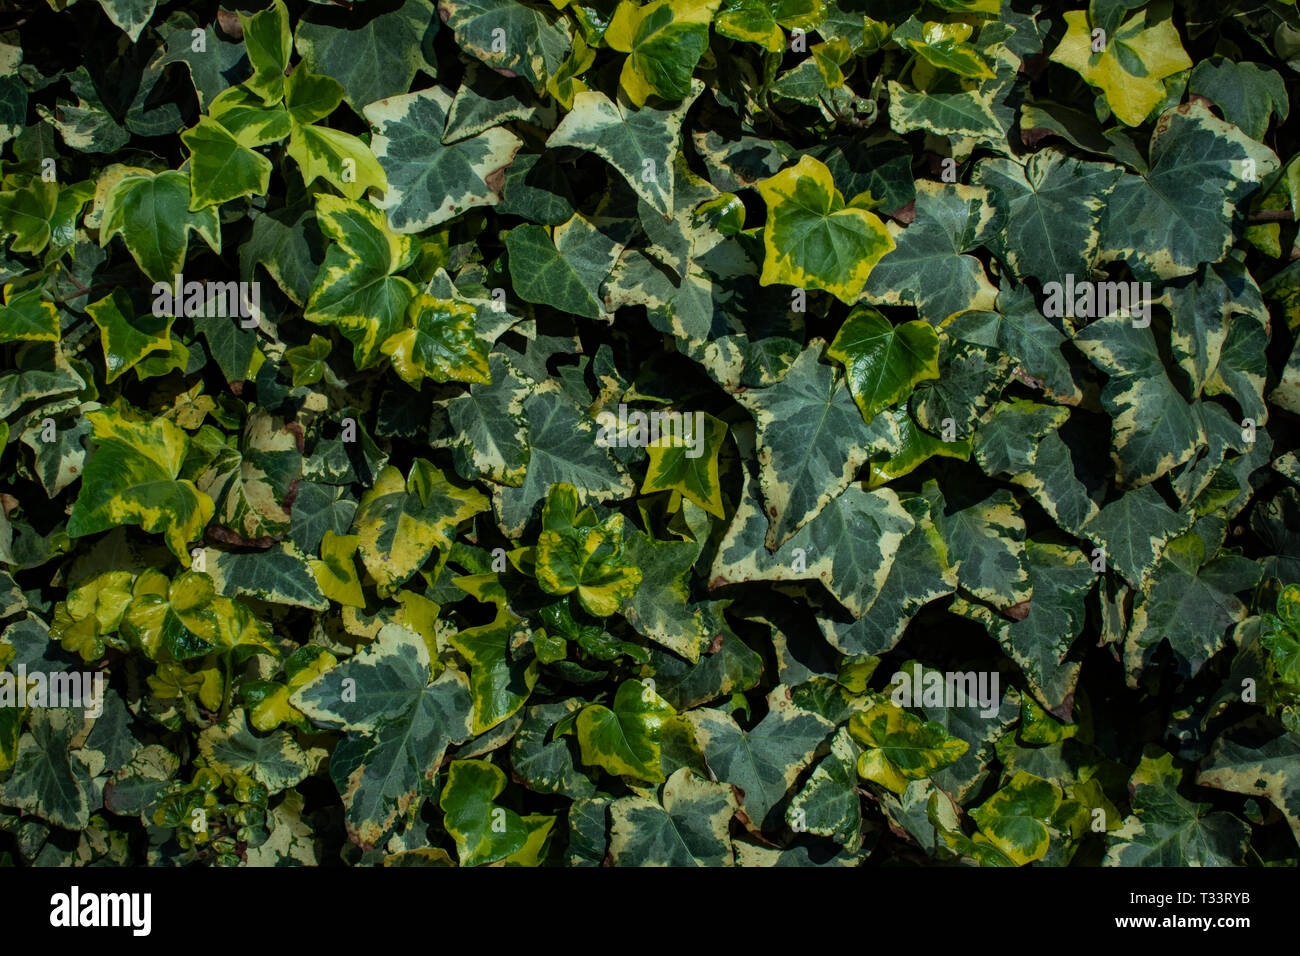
[{"x1": 2, "y1": 0, "x2": 1300, "y2": 868}]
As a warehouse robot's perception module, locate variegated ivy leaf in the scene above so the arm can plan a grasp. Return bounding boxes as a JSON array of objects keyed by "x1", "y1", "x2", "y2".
[
  {"x1": 1080, "y1": 484, "x2": 1193, "y2": 588},
  {"x1": 382, "y1": 294, "x2": 491, "y2": 388},
  {"x1": 1098, "y1": 103, "x2": 1279, "y2": 280},
  {"x1": 205, "y1": 542, "x2": 330, "y2": 612},
  {"x1": 294, "y1": 0, "x2": 438, "y2": 114},
  {"x1": 604, "y1": 0, "x2": 720, "y2": 106},
  {"x1": 444, "y1": 351, "x2": 532, "y2": 486},
  {"x1": 713, "y1": 0, "x2": 824, "y2": 52},
  {"x1": 0, "y1": 709, "x2": 96, "y2": 830},
  {"x1": 239, "y1": 0, "x2": 292, "y2": 106},
  {"x1": 1108, "y1": 750, "x2": 1251, "y2": 865},
  {"x1": 67, "y1": 408, "x2": 214, "y2": 565},
  {"x1": 1049, "y1": 7, "x2": 1191, "y2": 127},
  {"x1": 0, "y1": 284, "x2": 59, "y2": 344},
  {"x1": 1198, "y1": 721, "x2": 1300, "y2": 847},
  {"x1": 1188, "y1": 57, "x2": 1289, "y2": 142},
  {"x1": 893, "y1": 18, "x2": 993, "y2": 78},
  {"x1": 575, "y1": 678, "x2": 677, "y2": 783},
  {"x1": 100, "y1": 169, "x2": 221, "y2": 284},
  {"x1": 305, "y1": 194, "x2": 418, "y2": 370},
  {"x1": 972, "y1": 149, "x2": 1123, "y2": 285},
  {"x1": 195, "y1": 407, "x2": 303, "y2": 545},
  {"x1": 509, "y1": 700, "x2": 597, "y2": 799},
  {"x1": 439, "y1": 759, "x2": 530, "y2": 865},
  {"x1": 448, "y1": 578, "x2": 538, "y2": 734},
  {"x1": 953, "y1": 539, "x2": 1093, "y2": 715},
  {"x1": 308, "y1": 531, "x2": 366, "y2": 609},
  {"x1": 181, "y1": 116, "x2": 272, "y2": 211},
  {"x1": 640, "y1": 410, "x2": 728, "y2": 517},
  {"x1": 786, "y1": 727, "x2": 862, "y2": 849},
  {"x1": 886, "y1": 80, "x2": 1003, "y2": 145},
  {"x1": 932, "y1": 487, "x2": 1031, "y2": 612},
  {"x1": 819, "y1": 488, "x2": 957, "y2": 656},
  {"x1": 535, "y1": 504, "x2": 641, "y2": 618},
  {"x1": 735, "y1": 344, "x2": 874, "y2": 549},
  {"x1": 285, "y1": 68, "x2": 387, "y2": 201},
  {"x1": 864, "y1": 406, "x2": 972, "y2": 488},
  {"x1": 352, "y1": 460, "x2": 489, "y2": 596},
  {"x1": 548, "y1": 85, "x2": 699, "y2": 219},
  {"x1": 712, "y1": 457, "x2": 913, "y2": 618},
  {"x1": 293, "y1": 625, "x2": 474, "y2": 848},
  {"x1": 609, "y1": 766, "x2": 737, "y2": 865},
  {"x1": 755, "y1": 155, "x2": 895, "y2": 304},
  {"x1": 688, "y1": 687, "x2": 833, "y2": 830},
  {"x1": 862, "y1": 180, "x2": 997, "y2": 325},
  {"x1": 969, "y1": 770, "x2": 1063, "y2": 866},
  {"x1": 848, "y1": 699, "x2": 968, "y2": 795},
  {"x1": 620, "y1": 529, "x2": 712, "y2": 662},
  {"x1": 365, "y1": 86, "x2": 522, "y2": 234},
  {"x1": 492, "y1": 382, "x2": 635, "y2": 537},
  {"x1": 505, "y1": 214, "x2": 624, "y2": 320},
  {"x1": 93, "y1": 0, "x2": 157, "y2": 41},
  {"x1": 1073, "y1": 314, "x2": 1206, "y2": 487},
  {"x1": 439, "y1": 0, "x2": 573, "y2": 92},
  {"x1": 827, "y1": 305, "x2": 940, "y2": 425},
  {"x1": 448, "y1": 63, "x2": 557, "y2": 142},
  {"x1": 198, "y1": 709, "x2": 318, "y2": 794},
  {"x1": 83, "y1": 289, "x2": 173, "y2": 384},
  {"x1": 1124, "y1": 523, "x2": 1260, "y2": 684}
]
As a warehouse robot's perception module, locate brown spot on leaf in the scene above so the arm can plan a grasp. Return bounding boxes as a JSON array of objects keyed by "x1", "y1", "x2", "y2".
[
  {"x1": 485, "y1": 166, "x2": 507, "y2": 198},
  {"x1": 707, "y1": 631, "x2": 725, "y2": 655},
  {"x1": 216, "y1": 9, "x2": 242, "y2": 40},
  {"x1": 1005, "y1": 600, "x2": 1031, "y2": 621},
  {"x1": 889, "y1": 200, "x2": 916, "y2": 225}
]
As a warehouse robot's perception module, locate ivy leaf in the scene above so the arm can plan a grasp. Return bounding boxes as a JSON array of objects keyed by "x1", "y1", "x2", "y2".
[
  {"x1": 1198, "y1": 721, "x2": 1300, "y2": 847},
  {"x1": 973, "y1": 149, "x2": 1123, "y2": 285},
  {"x1": 714, "y1": 0, "x2": 824, "y2": 52},
  {"x1": 352, "y1": 460, "x2": 489, "y2": 597},
  {"x1": 548, "y1": 86, "x2": 698, "y2": 219},
  {"x1": 1080, "y1": 485, "x2": 1192, "y2": 588},
  {"x1": 1108, "y1": 751, "x2": 1251, "y2": 865},
  {"x1": 100, "y1": 170, "x2": 221, "y2": 284},
  {"x1": 1188, "y1": 57, "x2": 1288, "y2": 141},
  {"x1": 688, "y1": 687, "x2": 833, "y2": 830},
  {"x1": 505, "y1": 214, "x2": 624, "y2": 320},
  {"x1": 827, "y1": 306, "x2": 940, "y2": 425},
  {"x1": 1125, "y1": 525, "x2": 1260, "y2": 682},
  {"x1": 239, "y1": 0, "x2": 292, "y2": 106},
  {"x1": 293, "y1": 625, "x2": 473, "y2": 847},
  {"x1": 382, "y1": 294, "x2": 491, "y2": 388},
  {"x1": 198, "y1": 709, "x2": 317, "y2": 794},
  {"x1": 439, "y1": 0, "x2": 573, "y2": 92},
  {"x1": 181, "y1": 116, "x2": 272, "y2": 211},
  {"x1": 641, "y1": 411, "x2": 728, "y2": 517},
  {"x1": 848, "y1": 699, "x2": 968, "y2": 795},
  {"x1": 1073, "y1": 315, "x2": 1206, "y2": 487},
  {"x1": 1049, "y1": 7, "x2": 1191, "y2": 127},
  {"x1": 85, "y1": 289, "x2": 173, "y2": 385},
  {"x1": 1098, "y1": 103, "x2": 1279, "y2": 280},
  {"x1": 862, "y1": 181, "x2": 997, "y2": 324},
  {"x1": 447, "y1": 595, "x2": 539, "y2": 734},
  {"x1": 736, "y1": 344, "x2": 873, "y2": 549},
  {"x1": 68, "y1": 408, "x2": 214, "y2": 565},
  {"x1": 365, "y1": 86, "x2": 522, "y2": 234},
  {"x1": 0, "y1": 285, "x2": 59, "y2": 344},
  {"x1": 493, "y1": 382, "x2": 635, "y2": 537},
  {"x1": 969, "y1": 771, "x2": 1063, "y2": 866},
  {"x1": 309, "y1": 531, "x2": 366, "y2": 609},
  {"x1": 535, "y1": 498, "x2": 641, "y2": 617},
  {"x1": 284, "y1": 68, "x2": 387, "y2": 201},
  {"x1": 893, "y1": 18, "x2": 993, "y2": 79},
  {"x1": 604, "y1": 0, "x2": 720, "y2": 106},
  {"x1": 439, "y1": 759, "x2": 529, "y2": 865},
  {"x1": 609, "y1": 767, "x2": 737, "y2": 865},
  {"x1": 445, "y1": 352, "x2": 532, "y2": 486},
  {"x1": 620, "y1": 529, "x2": 713, "y2": 662},
  {"x1": 755, "y1": 155, "x2": 895, "y2": 304},
  {"x1": 575, "y1": 678, "x2": 677, "y2": 783},
  {"x1": 305, "y1": 194, "x2": 418, "y2": 369},
  {"x1": 786, "y1": 727, "x2": 862, "y2": 849},
  {"x1": 294, "y1": 0, "x2": 438, "y2": 114},
  {"x1": 933, "y1": 487, "x2": 1031, "y2": 612},
  {"x1": 0, "y1": 709, "x2": 96, "y2": 829}
]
